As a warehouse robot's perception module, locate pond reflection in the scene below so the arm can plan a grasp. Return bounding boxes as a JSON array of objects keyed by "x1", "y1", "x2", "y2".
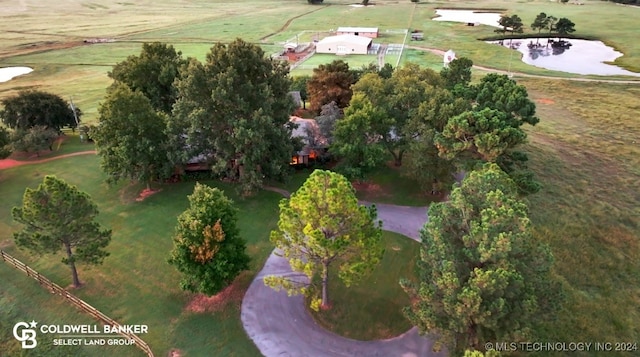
[{"x1": 489, "y1": 39, "x2": 640, "y2": 77}]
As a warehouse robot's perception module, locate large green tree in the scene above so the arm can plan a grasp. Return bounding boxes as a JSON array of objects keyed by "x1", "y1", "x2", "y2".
[
  {"x1": 401, "y1": 70, "x2": 470, "y2": 193},
  {"x1": 444, "y1": 73, "x2": 541, "y2": 194},
  {"x1": 530, "y1": 12, "x2": 549, "y2": 45},
  {"x1": 401, "y1": 164, "x2": 562, "y2": 354},
  {"x1": 10, "y1": 126, "x2": 59, "y2": 157},
  {"x1": 93, "y1": 83, "x2": 172, "y2": 188},
  {"x1": 554, "y1": 17, "x2": 576, "y2": 41},
  {"x1": 495, "y1": 15, "x2": 512, "y2": 36},
  {"x1": 12, "y1": 175, "x2": 112, "y2": 288},
  {"x1": 440, "y1": 57, "x2": 473, "y2": 93},
  {"x1": 0, "y1": 126, "x2": 11, "y2": 159},
  {"x1": 168, "y1": 183, "x2": 250, "y2": 295},
  {"x1": 265, "y1": 170, "x2": 383, "y2": 310},
  {"x1": 349, "y1": 63, "x2": 444, "y2": 167},
  {"x1": 314, "y1": 101, "x2": 342, "y2": 145},
  {"x1": 435, "y1": 108, "x2": 527, "y2": 163},
  {"x1": 109, "y1": 42, "x2": 185, "y2": 114},
  {"x1": 531, "y1": 12, "x2": 549, "y2": 36},
  {"x1": 509, "y1": 15, "x2": 524, "y2": 36},
  {"x1": 473, "y1": 74, "x2": 539, "y2": 127},
  {"x1": 405, "y1": 129, "x2": 457, "y2": 195},
  {"x1": 290, "y1": 75, "x2": 310, "y2": 109},
  {"x1": 307, "y1": 60, "x2": 355, "y2": 112},
  {"x1": 169, "y1": 38, "x2": 295, "y2": 194},
  {"x1": 0, "y1": 90, "x2": 80, "y2": 131},
  {"x1": 331, "y1": 93, "x2": 388, "y2": 179}
]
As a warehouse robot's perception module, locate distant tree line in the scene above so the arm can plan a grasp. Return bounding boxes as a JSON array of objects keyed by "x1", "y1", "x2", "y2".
[{"x1": 496, "y1": 12, "x2": 576, "y2": 41}]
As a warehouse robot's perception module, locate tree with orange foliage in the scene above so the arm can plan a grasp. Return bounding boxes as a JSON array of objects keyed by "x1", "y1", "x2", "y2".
[{"x1": 168, "y1": 183, "x2": 250, "y2": 295}]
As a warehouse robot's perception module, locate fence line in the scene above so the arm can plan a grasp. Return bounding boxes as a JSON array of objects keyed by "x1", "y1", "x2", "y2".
[
  {"x1": 0, "y1": 250, "x2": 154, "y2": 357},
  {"x1": 290, "y1": 49, "x2": 316, "y2": 70}
]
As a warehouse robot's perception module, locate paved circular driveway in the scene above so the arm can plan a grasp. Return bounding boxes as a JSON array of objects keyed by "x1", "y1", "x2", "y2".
[{"x1": 241, "y1": 197, "x2": 448, "y2": 357}]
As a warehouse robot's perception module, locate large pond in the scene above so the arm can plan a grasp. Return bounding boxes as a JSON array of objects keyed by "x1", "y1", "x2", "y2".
[
  {"x1": 433, "y1": 9, "x2": 501, "y2": 28},
  {"x1": 432, "y1": 9, "x2": 639, "y2": 77},
  {"x1": 0, "y1": 67, "x2": 33, "y2": 82},
  {"x1": 490, "y1": 39, "x2": 640, "y2": 77}
]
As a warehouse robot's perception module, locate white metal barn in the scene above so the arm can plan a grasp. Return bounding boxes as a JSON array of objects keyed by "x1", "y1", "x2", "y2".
[
  {"x1": 315, "y1": 34, "x2": 372, "y2": 55},
  {"x1": 336, "y1": 26, "x2": 379, "y2": 38}
]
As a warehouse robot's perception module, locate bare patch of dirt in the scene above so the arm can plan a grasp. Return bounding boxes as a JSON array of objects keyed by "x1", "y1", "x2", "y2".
[
  {"x1": 0, "y1": 150, "x2": 96, "y2": 170},
  {"x1": 0, "y1": 159, "x2": 24, "y2": 170},
  {"x1": 135, "y1": 188, "x2": 162, "y2": 202},
  {"x1": 536, "y1": 98, "x2": 555, "y2": 105},
  {"x1": 0, "y1": 40, "x2": 85, "y2": 60},
  {"x1": 184, "y1": 273, "x2": 248, "y2": 313},
  {"x1": 351, "y1": 181, "x2": 390, "y2": 198}
]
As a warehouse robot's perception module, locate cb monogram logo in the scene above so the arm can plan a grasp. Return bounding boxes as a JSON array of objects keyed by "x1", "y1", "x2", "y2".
[{"x1": 13, "y1": 321, "x2": 38, "y2": 349}]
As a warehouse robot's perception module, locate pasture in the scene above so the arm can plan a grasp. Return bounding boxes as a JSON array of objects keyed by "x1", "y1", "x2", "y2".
[{"x1": 1, "y1": 0, "x2": 639, "y2": 356}]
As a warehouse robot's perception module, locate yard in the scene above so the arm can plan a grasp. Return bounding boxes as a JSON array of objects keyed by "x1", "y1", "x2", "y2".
[{"x1": 1, "y1": 0, "x2": 639, "y2": 356}]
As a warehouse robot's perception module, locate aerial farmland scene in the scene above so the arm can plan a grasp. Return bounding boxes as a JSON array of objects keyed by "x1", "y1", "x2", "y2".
[{"x1": 0, "y1": 0, "x2": 638, "y2": 356}]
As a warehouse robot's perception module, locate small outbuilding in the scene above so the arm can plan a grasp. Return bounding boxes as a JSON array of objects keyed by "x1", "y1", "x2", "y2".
[
  {"x1": 336, "y1": 26, "x2": 379, "y2": 38},
  {"x1": 443, "y1": 49, "x2": 456, "y2": 67},
  {"x1": 315, "y1": 34, "x2": 372, "y2": 55}
]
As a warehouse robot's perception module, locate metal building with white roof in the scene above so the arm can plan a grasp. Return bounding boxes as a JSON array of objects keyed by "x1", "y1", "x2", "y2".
[
  {"x1": 336, "y1": 27, "x2": 379, "y2": 38},
  {"x1": 315, "y1": 34, "x2": 373, "y2": 55}
]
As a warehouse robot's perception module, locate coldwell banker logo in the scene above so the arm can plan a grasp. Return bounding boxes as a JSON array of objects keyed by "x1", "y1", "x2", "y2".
[
  {"x1": 11, "y1": 320, "x2": 147, "y2": 349},
  {"x1": 13, "y1": 321, "x2": 38, "y2": 349}
]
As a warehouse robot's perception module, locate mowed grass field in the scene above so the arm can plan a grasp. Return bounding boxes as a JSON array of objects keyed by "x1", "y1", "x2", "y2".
[
  {"x1": 2, "y1": 0, "x2": 639, "y2": 121},
  {"x1": 1, "y1": 0, "x2": 639, "y2": 356},
  {"x1": 519, "y1": 79, "x2": 640, "y2": 352},
  {"x1": 0, "y1": 155, "x2": 277, "y2": 356}
]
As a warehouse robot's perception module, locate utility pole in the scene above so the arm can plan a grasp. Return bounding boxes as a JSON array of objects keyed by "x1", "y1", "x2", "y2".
[{"x1": 69, "y1": 97, "x2": 79, "y2": 127}]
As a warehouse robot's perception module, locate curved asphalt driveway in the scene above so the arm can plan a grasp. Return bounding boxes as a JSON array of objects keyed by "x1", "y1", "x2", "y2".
[{"x1": 241, "y1": 192, "x2": 447, "y2": 357}]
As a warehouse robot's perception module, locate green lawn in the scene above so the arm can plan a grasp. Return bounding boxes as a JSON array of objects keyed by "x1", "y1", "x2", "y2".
[
  {"x1": 1, "y1": 0, "x2": 640, "y2": 355},
  {"x1": 518, "y1": 79, "x2": 640, "y2": 354},
  {"x1": 2, "y1": 0, "x2": 638, "y2": 121},
  {"x1": 411, "y1": 0, "x2": 640, "y2": 74},
  {"x1": 268, "y1": 163, "x2": 435, "y2": 207},
  {"x1": 6, "y1": 132, "x2": 96, "y2": 161},
  {"x1": 0, "y1": 267, "x2": 142, "y2": 357},
  {"x1": 307, "y1": 231, "x2": 418, "y2": 340},
  {"x1": 294, "y1": 53, "x2": 379, "y2": 72},
  {"x1": 354, "y1": 162, "x2": 440, "y2": 207},
  {"x1": 0, "y1": 155, "x2": 278, "y2": 356}
]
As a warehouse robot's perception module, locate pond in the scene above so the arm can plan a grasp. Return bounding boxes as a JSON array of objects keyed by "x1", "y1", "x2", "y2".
[
  {"x1": 489, "y1": 39, "x2": 640, "y2": 77},
  {"x1": 433, "y1": 9, "x2": 502, "y2": 28},
  {"x1": 0, "y1": 67, "x2": 33, "y2": 82}
]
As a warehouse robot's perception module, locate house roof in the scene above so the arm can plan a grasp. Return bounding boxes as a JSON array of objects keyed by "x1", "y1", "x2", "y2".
[
  {"x1": 288, "y1": 91, "x2": 302, "y2": 108},
  {"x1": 317, "y1": 34, "x2": 372, "y2": 47},
  {"x1": 290, "y1": 116, "x2": 328, "y2": 153},
  {"x1": 337, "y1": 26, "x2": 379, "y2": 33}
]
